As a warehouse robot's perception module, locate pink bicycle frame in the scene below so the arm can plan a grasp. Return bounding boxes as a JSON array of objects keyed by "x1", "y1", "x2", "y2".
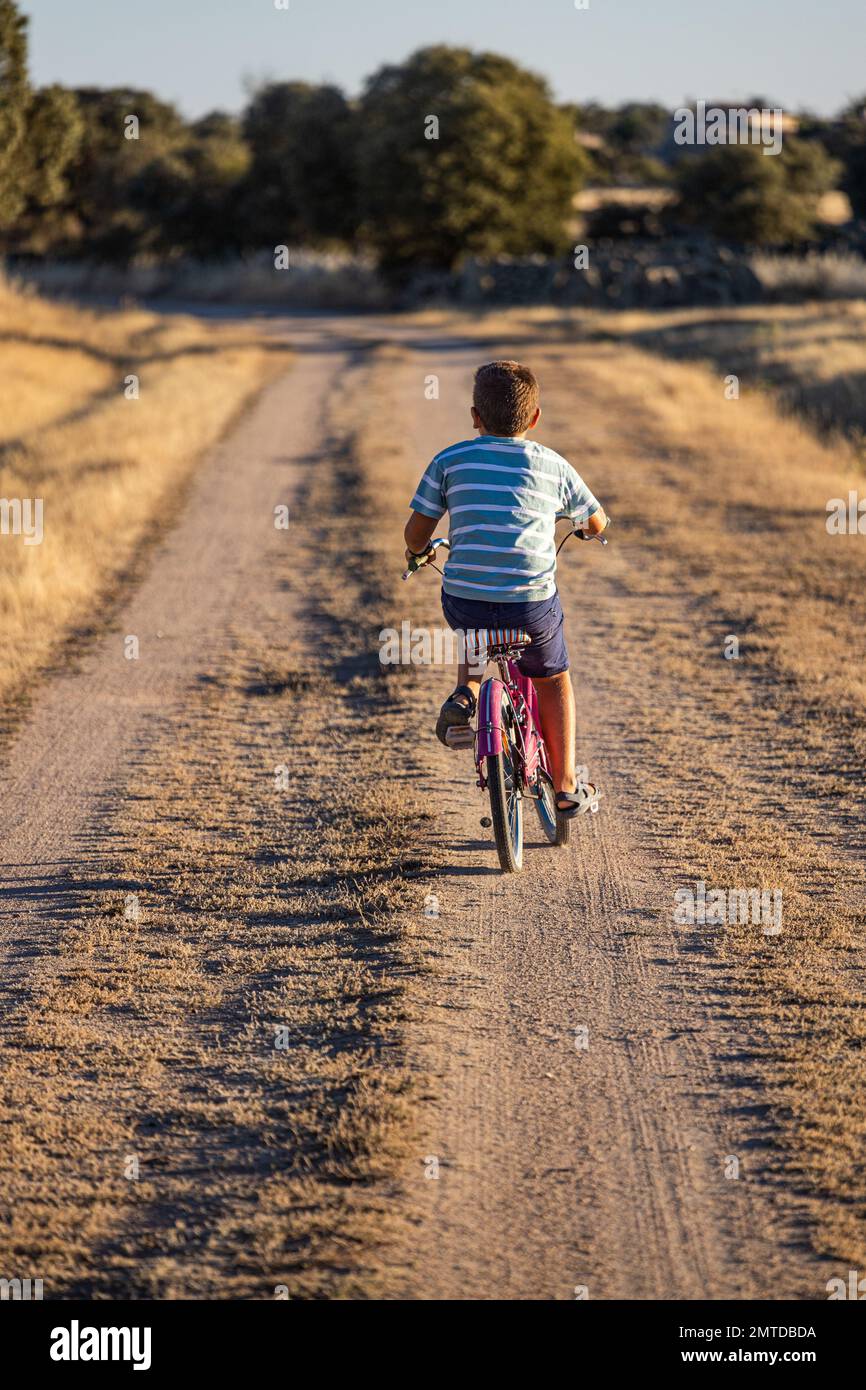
[{"x1": 475, "y1": 660, "x2": 547, "y2": 790}]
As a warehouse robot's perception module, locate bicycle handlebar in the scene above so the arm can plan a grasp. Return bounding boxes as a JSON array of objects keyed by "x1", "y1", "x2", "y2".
[
  {"x1": 402, "y1": 537, "x2": 451, "y2": 580},
  {"x1": 403, "y1": 519, "x2": 611, "y2": 579}
]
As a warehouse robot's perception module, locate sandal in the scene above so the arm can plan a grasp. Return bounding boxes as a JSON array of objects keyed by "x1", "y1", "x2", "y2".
[
  {"x1": 436, "y1": 685, "x2": 477, "y2": 747},
  {"x1": 555, "y1": 782, "x2": 601, "y2": 818}
]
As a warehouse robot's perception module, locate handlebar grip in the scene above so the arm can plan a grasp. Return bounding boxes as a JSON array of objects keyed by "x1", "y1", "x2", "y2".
[
  {"x1": 401, "y1": 537, "x2": 451, "y2": 580},
  {"x1": 402, "y1": 553, "x2": 429, "y2": 579}
]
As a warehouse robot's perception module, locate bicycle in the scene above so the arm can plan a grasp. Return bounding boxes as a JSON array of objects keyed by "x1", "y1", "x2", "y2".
[{"x1": 403, "y1": 527, "x2": 607, "y2": 873}]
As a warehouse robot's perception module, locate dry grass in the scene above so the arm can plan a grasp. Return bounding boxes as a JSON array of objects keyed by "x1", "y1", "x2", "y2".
[
  {"x1": 572, "y1": 188, "x2": 851, "y2": 225},
  {"x1": 14, "y1": 251, "x2": 390, "y2": 310},
  {"x1": 0, "y1": 274, "x2": 289, "y2": 710},
  {"x1": 406, "y1": 299, "x2": 866, "y2": 447},
  {"x1": 751, "y1": 249, "x2": 866, "y2": 299},
  {"x1": 587, "y1": 299, "x2": 866, "y2": 444}
]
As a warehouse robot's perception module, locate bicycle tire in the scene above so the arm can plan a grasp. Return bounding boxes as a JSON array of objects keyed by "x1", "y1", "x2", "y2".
[
  {"x1": 487, "y1": 745, "x2": 523, "y2": 872},
  {"x1": 533, "y1": 768, "x2": 570, "y2": 847}
]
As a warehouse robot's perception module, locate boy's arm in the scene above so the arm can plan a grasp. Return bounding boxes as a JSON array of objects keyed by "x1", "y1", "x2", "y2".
[
  {"x1": 406, "y1": 453, "x2": 446, "y2": 559},
  {"x1": 404, "y1": 509, "x2": 439, "y2": 560},
  {"x1": 560, "y1": 460, "x2": 607, "y2": 535},
  {"x1": 578, "y1": 504, "x2": 608, "y2": 536}
]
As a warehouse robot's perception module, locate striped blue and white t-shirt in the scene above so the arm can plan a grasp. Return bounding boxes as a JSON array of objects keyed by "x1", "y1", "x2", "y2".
[{"x1": 410, "y1": 435, "x2": 600, "y2": 602}]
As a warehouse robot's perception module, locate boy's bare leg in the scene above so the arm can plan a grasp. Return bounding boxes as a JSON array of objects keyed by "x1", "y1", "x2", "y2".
[
  {"x1": 532, "y1": 670, "x2": 577, "y2": 799},
  {"x1": 456, "y1": 662, "x2": 482, "y2": 706}
]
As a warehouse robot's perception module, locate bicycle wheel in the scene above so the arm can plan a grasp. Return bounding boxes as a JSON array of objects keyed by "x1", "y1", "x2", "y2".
[
  {"x1": 533, "y1": 768, "x2": 570, "y2": 847},
  {"x1": 486, "y1": 699, "x2": 524, "y2": 872}
]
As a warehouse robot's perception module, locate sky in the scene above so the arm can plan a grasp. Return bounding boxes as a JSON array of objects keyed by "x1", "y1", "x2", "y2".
[{"x1": 21, "y1": 0, "x2": 866, "y2": 119}]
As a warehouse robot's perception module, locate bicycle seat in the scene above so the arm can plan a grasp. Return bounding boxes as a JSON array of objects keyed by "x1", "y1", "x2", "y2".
[{"x1": 470, "y1": 627, "x2": 532, "y2": 655}]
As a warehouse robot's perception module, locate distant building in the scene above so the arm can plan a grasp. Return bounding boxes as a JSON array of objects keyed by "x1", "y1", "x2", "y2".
[{"x1": 574, "y1": 130, "x2": 607, "y2": 152}]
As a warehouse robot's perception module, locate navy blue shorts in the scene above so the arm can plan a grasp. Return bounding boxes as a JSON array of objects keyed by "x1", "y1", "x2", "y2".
[{"x1": 441, "y1": 590, "x2": 569, "y2": 680}]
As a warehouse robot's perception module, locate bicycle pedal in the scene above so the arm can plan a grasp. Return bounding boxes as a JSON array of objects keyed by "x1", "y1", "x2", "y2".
[{"x1": 445, "y1": 726, "x2": 474, "y2": 749}]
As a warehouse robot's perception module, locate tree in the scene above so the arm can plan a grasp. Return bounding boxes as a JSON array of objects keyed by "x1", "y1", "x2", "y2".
[
  {"x1": 357, "y1": 46, "x2": 586, "y2": 275},
  {"x1": 842, "y1": 139, "x2": 866, "y2": 219},
  {"x1": 822, "y1": 96, "x2": 866, "y2": 220},
  {"x1": 128, "y1": 113, "x2": 251, "y2": 257},
  {"x1": 674, "y1": 139, "x2": 842, "y2": 245},
  {"x1": 59, "y1": 88, "x2": 188, "y2": 259},
  {"x1": 0, "y1": 0, "x2": 82, "y2": 241},
  {"x1": 608, "y1": 102, "x2": 669, "y2": 154},
  {"x1": 0, "y1": 0, "x2": 28, "y2": 225},
  {"x1": 240, "y1": 82, "x2": 359, "y2": 246}
]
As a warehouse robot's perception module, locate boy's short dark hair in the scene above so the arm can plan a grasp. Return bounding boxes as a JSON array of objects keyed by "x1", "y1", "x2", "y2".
[{"x1": 473, "y1": 360, "x2": 539, "y2": 437}]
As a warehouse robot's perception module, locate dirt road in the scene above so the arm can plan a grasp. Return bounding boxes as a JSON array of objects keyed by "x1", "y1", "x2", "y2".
[{"x1": 2, "y1": 312, "x2": 864, "y2": 1299}]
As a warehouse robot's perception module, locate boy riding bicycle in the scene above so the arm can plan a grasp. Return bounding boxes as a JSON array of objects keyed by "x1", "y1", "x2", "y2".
[{"x1": 404, "y1": 360, "x2": 606, "y2": 818}]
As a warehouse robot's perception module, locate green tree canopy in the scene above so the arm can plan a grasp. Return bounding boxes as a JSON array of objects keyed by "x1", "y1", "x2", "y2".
[
  {"x1": 0, "y1": 0, "x2": 82, "y2": 238},
  {"x1": 571, "y1": 100, "x2": 672, "y2": 185},
  {"x1": 0, "y1": 0, "x2": 29, "y2": 224},
  {"x1": 357, "y1": 46, "x2": 586, "y2": 275},
  {"x1": 842, "y1": 140, "x2": 866, "y2": 219},
  {"x1": 674, "y1": 138, "x2": 842, "y2": 245},
  {"x1": 820, "y1": 97, "x2": 866, "y2": 220},
  {"x1": 58, "y1": 88, "x2": 187, "y2": 258},
  {"x1": 126, "y1": 112, "x2": 251, "y2": 257},
  {"x1": 240, "y1": 82, "x2": 359, "y2": 246}
]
